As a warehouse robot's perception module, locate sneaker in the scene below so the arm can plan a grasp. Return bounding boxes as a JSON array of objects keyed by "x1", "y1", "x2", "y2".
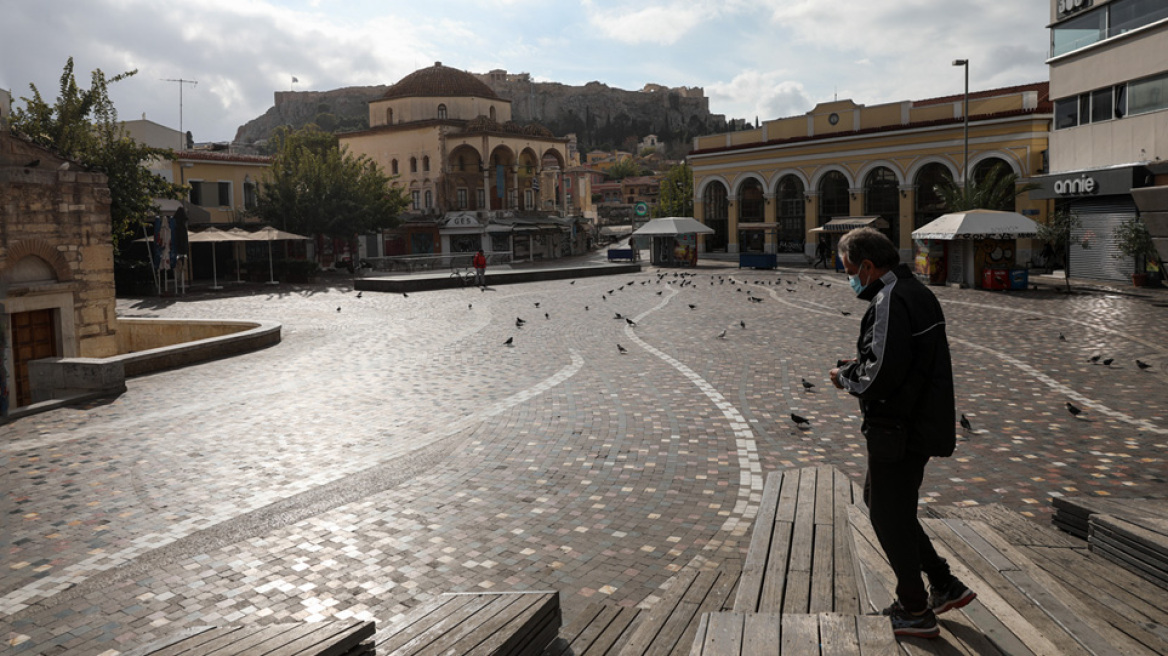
[
  {"x1": 874, "y1": 601, "x2": 940, "y2": 638},
  {"x1": 929, "y1": 579, "x2": 977, "y2": 614}
]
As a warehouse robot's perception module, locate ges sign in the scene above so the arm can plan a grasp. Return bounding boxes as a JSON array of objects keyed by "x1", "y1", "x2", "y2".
[
  {"x1": 1058, "y1": 0, "x2": 1092, "y2": 17},
  {"x1": 1054, "y1": 175, "x2": 1097, "y2": 196}
]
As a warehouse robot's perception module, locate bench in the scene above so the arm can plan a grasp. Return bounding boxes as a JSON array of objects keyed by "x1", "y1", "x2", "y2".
[
  {"x1": 376, "y1": 591, "x2": 560, "y2": 656},
  {"x1": 128, "y1": 620, "x2": 375, "y2": 656},
  {"x1": 607, "y1": 248, "x2": 638, "y2": 262},
  {"x1": 689, "y1": 612, "x2": 895, "y2": 655}
]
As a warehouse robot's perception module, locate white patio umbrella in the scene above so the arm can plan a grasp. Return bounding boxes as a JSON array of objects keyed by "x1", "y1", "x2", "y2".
[
  {"x1": 631, "y1": 216, "x2": 716, "y2": 236},
  {"x1": 912, "y1": 210, "x2": 1039, "y2": 240},
  {"x1": 251, "y1": 226, "x2": 311, "y2": 284},
  {"x1": 186, "y1": 227, "x2": 236, "y2": 290}
]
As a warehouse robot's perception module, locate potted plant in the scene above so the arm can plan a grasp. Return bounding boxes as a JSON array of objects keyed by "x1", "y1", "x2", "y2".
[{"x1": 1112, "y1": 217, "x2": 1160, "y2": 287}]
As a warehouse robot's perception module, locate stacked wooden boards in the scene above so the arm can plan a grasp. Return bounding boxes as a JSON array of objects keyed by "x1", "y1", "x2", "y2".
[
  {"x1": 128, "y1": 620, "x2": 375, "y2": 656},
  {"x1": 1051, "y1": 496, "x2": 1168, "y2": 590},
  {"x1": 376, "y1": 591, "x2": 560, "y2": 656}
]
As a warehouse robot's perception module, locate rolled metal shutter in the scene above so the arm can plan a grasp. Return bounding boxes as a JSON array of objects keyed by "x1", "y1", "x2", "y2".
[{"x1": 1068, "y1": 197, "x2": 1137, "y2": 282}]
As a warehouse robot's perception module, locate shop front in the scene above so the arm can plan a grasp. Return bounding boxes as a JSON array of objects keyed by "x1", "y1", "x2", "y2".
[
  {"x1": 912, "y1": 210, "x2": 1038, "y2": 289},
  {"x1": 1031, "y1": 165, "x2": 1155, "y2": 282}
]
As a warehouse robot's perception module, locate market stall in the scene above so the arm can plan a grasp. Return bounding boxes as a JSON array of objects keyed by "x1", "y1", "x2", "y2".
[
  {"x1": 912, "y1": 210, "x2": 1039, "y2": 289},
  {"x1": 808, "y1": 217, "x2": 890, "y2": 270},
  {"x1": 630, "y1": 217, "x2": 713, "y2": 266}
]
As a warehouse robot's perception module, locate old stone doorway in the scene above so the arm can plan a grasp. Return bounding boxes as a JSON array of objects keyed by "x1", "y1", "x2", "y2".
[{"x1": 11, "y1": 309, "x2": 57, "y2": 407}]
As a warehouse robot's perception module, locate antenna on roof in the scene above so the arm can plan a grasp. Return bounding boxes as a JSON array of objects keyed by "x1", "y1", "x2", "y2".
[{"x1": 162, "y1": 78, "x2": 198, "y2": 152}]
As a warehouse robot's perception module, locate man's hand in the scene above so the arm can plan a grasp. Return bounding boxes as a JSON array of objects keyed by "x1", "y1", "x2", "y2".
[{"x1": 830, "y1": 358, "x2": 855, "y2": 389}]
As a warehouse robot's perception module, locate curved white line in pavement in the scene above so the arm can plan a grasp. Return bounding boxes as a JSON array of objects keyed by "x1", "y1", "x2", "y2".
[
  {"x1": 626, "y1": 291, "x2": 764, "y2": 550},
  {"x1": 941, "y1": 299, "x2": 1166, "y2": 353},
  {"x1": 0, "y1": 350, "x2": 587, "y2": 618}
]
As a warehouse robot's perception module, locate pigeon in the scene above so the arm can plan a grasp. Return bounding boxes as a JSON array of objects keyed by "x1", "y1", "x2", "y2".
[
  {"x1": 626, "y1": 317, "x2": 637, "y2": 327},
  {"x1": 1059, "y1": 332, "x2": 1066, "y2": 341},
  {"x1": 336, "y1": 307, "x2": 341, "y2": 312},
  {"x1": 718, "y1": 329, "x2": 727, "y2": 339},
  {"x1": 960, "y1": 414, "x2": 972, "y2": 432},
  {"x1": 1137, "y1": 360, "x2": 1151, "y2": 370},
  {"x1": 614, "y1": 312, "x2": 624, "y2": 320},
  {"x1": 545, "y1": 313, "x2": 550, "y2": 320},
  {"x1": 1066, "y1": 401, "x2": 1083, "y2": 417},
  {"x1": 585, "y1": 306, "x2": 589, "y2": 311},
  {"x1": 468, "y1": 304, "x2": 473, "y2": 310},
  {"x1": 841, "y1": 311, "x2": 851, "y2": 316},
  {"x1": 824, "y1": 283, "x2": 831, "y2": 288},
  {"x1": 801, "y1": 378, "x2": 814, "y2": 390},
  {"x1": 1103, "y1": 358, "x2": 1114, "y2": 366},
  {"x1": 516, "y1": 317, "x2": 526, "y2": 327},
  {"x1": 602, "y1": 296, "x2": 607, "y2": 301},
  {"x1": 608, "y1": 290, "x2": 615, "y2": 295},
  {"x1": 618, "y1": 286, "x2": 624, "y2": 291},
  {"x1": 790, "y1": 413, "x2": 811, "y2": 428},
  {"x1": 688, "y1": 304, "x2": 696, "y2": 310},
  {"x1": 402, "y1": 293, "x2": 409, "y2": 298},
  {"x1": 356, "y1": 292, "x2": 363, "y2": 298},
  {"x1": 1088, "y1": 355, "x2": 1101, "y2": 363},
  {"x1": 570, "y1": 281, "x2": 576, "y2": 285},
  {"x1": 617, "y1": 344, "x2": 628, "y2": 354},
  {"x1": 504, "y1": 337, "x2": 514, "y2": 347},
  {"x1": 534, "y1": 302, "x2": 540, "y2": 308},
  {"x1": 656, "y1": 291, "x2": 663, "y2": 295},
  {"x1": 740, "y1": 320, "x2": 746, "y2": 329}
]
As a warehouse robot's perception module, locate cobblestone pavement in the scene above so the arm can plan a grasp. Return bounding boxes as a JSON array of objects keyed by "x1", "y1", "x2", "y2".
[{"x1": 3, "y1": 265, "x2": 1167, "y2": 654}]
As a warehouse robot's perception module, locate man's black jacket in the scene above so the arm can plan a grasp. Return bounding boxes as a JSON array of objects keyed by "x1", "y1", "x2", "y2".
[{"x1": 838, "y1": 263, "x2": 956, "y2": 460}]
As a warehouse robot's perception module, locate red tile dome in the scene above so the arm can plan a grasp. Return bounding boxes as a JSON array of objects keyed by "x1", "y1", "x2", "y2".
[{"x1": 382, "y1": 62, "x2": 500, "y2": 100}]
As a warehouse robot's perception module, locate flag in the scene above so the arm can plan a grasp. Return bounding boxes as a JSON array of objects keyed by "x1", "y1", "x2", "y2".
[{"x1": 292, "y1": 76, "x2": 299, "y2": 83}]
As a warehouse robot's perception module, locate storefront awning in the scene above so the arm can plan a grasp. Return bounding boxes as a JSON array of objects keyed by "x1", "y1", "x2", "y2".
[
  {"x1": 808, "y1": 216, "x2": 888, "y2": 234},
  {"x1": 912, "y1": 210, "x2": 1038, "y2": 240},
  {"x1": 737, "y1": 222, "x2": 780, "y2": 230}
]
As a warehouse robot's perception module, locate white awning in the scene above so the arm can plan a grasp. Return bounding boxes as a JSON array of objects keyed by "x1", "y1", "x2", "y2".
[
  {"x1": 808, "y1": 217, "x2": 889, "y2": 234},
  {"x1": 912, "y1": 210, "x2": 1039, "y2": 240},
  {"x1": 631, "y1": 217, "x2": 715, "y2": 236}
]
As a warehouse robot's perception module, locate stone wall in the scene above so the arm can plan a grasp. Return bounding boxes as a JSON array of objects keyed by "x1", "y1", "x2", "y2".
[{"x1": 0, "y1": 130, "x2": 118, "y2": 359}]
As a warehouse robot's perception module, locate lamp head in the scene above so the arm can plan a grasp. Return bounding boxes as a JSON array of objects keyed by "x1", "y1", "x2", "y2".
[{"x1": 952, "y1": 59, "x2": 968, "y2": 66}]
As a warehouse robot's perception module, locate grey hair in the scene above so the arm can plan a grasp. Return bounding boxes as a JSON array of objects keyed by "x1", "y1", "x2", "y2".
[{"x1": 836, "y1": 227, "x2": 899, "y2": 268}]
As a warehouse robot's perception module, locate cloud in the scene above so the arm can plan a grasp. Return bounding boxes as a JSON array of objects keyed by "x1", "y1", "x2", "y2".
[
  {"x1": 580, "y1": 0, "x2": 724, "y2": 45},
  {"x1": 707, "y1": 71, "x2": 813, "y2": 122}
]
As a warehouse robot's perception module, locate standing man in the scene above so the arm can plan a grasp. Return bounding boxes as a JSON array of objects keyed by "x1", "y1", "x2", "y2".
[
  {"x1": 472, "y1": 249, "x2": 487, "y2": 288},
  {"x1": 814, "y1": 237, "x2": 830, "y2": 268},
  {"x1": 829, "y1": 228, "x2": 975, "y2": 638}
]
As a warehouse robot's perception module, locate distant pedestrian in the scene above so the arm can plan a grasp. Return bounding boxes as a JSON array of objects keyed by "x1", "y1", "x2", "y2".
[
  {"x1": 814, "y1": 237, "x2": 830, "y2": 268},
  {"x1": 472, "y1": 249, "x2": 487, "y2": 288}
]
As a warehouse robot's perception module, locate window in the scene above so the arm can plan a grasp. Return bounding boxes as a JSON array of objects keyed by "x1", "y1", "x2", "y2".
[
  {"x1": 437, "y1": 104, "x2": 447, "y2": 119},
  {"x1": 817, "y1": 170, "x2": 849, "y2": 223},
  {"x1": 524, "y1": 189, "x2": 533, "y2": 208},
  {"x1": 1109, "y1": 0, "x2": 1168, "y2": 38},
  {"x1": 565, "y1": 177, "x2": 572, "y2": 190},
  {"x1": 1129, "y1": 72, "x2": 1168, "y2": 116},
  {"x1": 218, "y1": 182, "x2": 231, "y2": 206},
  {"x1": 424, "y1": 190, "x2": 432, "y2": 209},
  {"x1": 489, "y1": 106, "x2": 496, "y2": 121},
  {"x1": 391, "y1": 159, "x2": 399, "y2": 175},
  {"x1": 423, "y1": 156, "x2": 430, "y2": 172},
  {"x1": 1055, "y1": 97, "x2": 1079, "y2": 129},
  {"x1": 189, "y1": 181, "x2": 203, "y2": 206},
  {"x1": 244, "y1": 179, "x2": 257, "y2": 210},
  {"x1": 1091, "y1": 87, "x2": 1114, "y2": 122},
  {"x1": 386, "y1": 108, "x2": 394, "y2": 124},
  {"x1": 1051, "y1": 8, "x2": 1106, "y2": 57},
  {"x1": 410, "y1": 157, "x2": 417, "y2": 173},
  {"x1": 1115, "y1": 84, "x2": 1128, "y2": 118},
  {"x1": 457, "y1": 188, "x2": 468, "y2": 209},
  {"x1": 457, "y1": 156, "x2": 464, "y2": 171},
  {"x1": 477, "y1": 189, "x2": 485, "y2": 208},
  {"x1": 411, "y1": 190, "x2": 420, "y2": 210}
]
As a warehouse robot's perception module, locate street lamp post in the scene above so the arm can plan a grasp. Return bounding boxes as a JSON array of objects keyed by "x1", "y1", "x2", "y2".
[{"x1": 952, "y1": 59, "x2": 970, "y2": 194}]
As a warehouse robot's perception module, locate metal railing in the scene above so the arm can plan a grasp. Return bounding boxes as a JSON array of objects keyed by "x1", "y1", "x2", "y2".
[{"x1": 364, "y1": 252, "x2": 512, "y2": 273}]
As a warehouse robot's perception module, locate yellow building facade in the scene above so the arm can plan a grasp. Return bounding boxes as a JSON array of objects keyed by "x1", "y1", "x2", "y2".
[
  {"x1": 170, "y1": 151, "x2": 270, "y2": 225},
  {"x1": 689, "y1": 83, "x2": 1053, "y2": 261}
]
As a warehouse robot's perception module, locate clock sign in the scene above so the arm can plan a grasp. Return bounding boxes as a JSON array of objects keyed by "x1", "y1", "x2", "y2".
[{"x1": 828, "y1": 113, "x2": 840, "y2": 126}]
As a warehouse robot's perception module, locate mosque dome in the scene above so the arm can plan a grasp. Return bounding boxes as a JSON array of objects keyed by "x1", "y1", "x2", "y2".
[{"x1": 382, "y1": 62, "x2": 500, "y2": 100}]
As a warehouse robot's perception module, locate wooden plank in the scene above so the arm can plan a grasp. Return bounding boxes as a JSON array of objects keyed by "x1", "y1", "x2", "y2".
[
  {"x1": 776, "y1": 466, "x2": 802, "y2": 523},
  {"x1": 848, "y1": 505, "x2": 895, "y2": 614},
  {"x1": 741, "y1": 612, "x2": 780, "y2": 656},
  {"x1": 783, "y1": 469, "x2": 818, "y2": 615},
  {"x1": 971, "y1": 519, "x2": 1167, "y2": 656},
  {"x1": 416, "y1": 593, "x2": 533, "y2": 655},
  {"x1": 667, "y1": 569, "x2": 742, "y2": 656},
  {"x1": 833, "y1": 468, "x2": 862, "y2": 615},
  {"x1": 926, "y1": 504, "x2": 1083, "y2": 549},
  {"x1": 376, "y1": 594, "x2": 487, "y2": 654},
  {"x1": 688, "y1": 612, "x2": 710, "y2": 656},
  {"x1": 818, "y1": 613, "x2": 859, "y2": 656},
  {"x1": 943, "y1": 519, "x2": 1019, "y2": 572},
  {"x1": 780, "y1": 614, "x2": 820, "y2": 656},
  {"x1": 853, "y1": 615, "x2": 899, "y2": 656},
  {"x1": 810, "y1": 523, "x2": 835, "y2": 613},
  {"x1": 815, "y1": 465, "x2": 835, "y2": 525},
  {"x1": 757, "y1": 521, "x2": 793, "y2": 614},
  {"x1": 264, "y1": 621, "x2": 375, "y2": 656},
  {"x1": 782, "y1": 570, "x2": 812, "y2": 617},
  {"x1": 1091, "y1": 515, "x2": 1168, "y2": 564},
  {"x1": 734, "y1": 470, "x2": 783, "y2": 612},
  {"x1": 193, "y1": 624, "x2": 320, "y2": 656},
  {"x1": 619, "y1": 569, "x2": 699, "y2": 655},
  {"x1": 137, "y1": 626, "x2": 229, "y2": 656},
  {"x1": 464, "y1": 592, "x2": 559, "y2": 656},
  {"x1": 550, "y1": 603, "x2": 625, "y2": 656},
  {"x1": 1092, "y1": 542, "x2": 1168, "y2": 588},
  {"x1": 583, "y1": 606, "x2": 643, "y2": 656},
  {"x1": 640, "y1": 570, "x2": 721, "y2": 656},
  {"x1": 697, "y1": 612, "x2": 743, "y2": 656}
]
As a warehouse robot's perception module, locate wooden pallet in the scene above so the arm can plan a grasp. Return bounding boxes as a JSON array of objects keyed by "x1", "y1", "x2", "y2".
[
  {"x1": 689, "y1": 611, "x2": 897, "y2": 655},
  {"x1": 1089, "y1": 513, "x2": 1168, "y2": 590},
  {"x1": 126, "y1": 620, "x2": 375, "y2": 656},
  {"x1": 376, "y1": 591, "x2": 560, "y2": 656},
  {"x1": 1050, "y1": 496, "x2": 1168, "y2": 540}
]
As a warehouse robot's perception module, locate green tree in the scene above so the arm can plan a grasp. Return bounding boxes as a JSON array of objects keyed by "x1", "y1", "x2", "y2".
[
  {"x1": 606, "y1": 156, "x2": 646, "y2": 181},
  {"x1": 9, "y1": 58, "x2": 185, "y2": 253},
  {"x1": 253, "y1": 125, "x2": 408, "y2": 253},
  {"x1": 654, "y1": 163, "x2": 693, "y2": 217},
  {"x1": 934, "y1": 162, "x2": 1038, "y2": 212},
  {"x1": 1036, "y1": 207, "x2": 1086, "y2": 293}
]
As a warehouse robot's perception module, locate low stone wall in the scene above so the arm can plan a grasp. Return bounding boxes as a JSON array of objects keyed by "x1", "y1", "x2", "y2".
[{"x1": 117, "y1": 318, "x2": 253, "y2": 354}]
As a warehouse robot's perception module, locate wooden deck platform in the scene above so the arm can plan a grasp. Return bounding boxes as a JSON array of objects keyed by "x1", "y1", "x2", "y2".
[
  {"x1": 128, "y1": 620, "x2": 375, "y2": 656},
  {"x1": 544, "y1": 466, "x2": 1168, "y2": 655},
  {"x1": 376, "y1": 590, "x2": 561, "y2": 656}
]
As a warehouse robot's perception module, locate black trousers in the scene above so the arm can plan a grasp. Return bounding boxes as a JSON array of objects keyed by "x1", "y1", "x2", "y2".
[{"x1": 864, "y1": 451, "x2": 953, "y2": 612}]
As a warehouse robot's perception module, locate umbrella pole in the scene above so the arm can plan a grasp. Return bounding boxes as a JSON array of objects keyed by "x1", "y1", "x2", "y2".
[
  {"x1": 210, "y1": 242, "x2": 222, "y2": 290},
  {"x1": 267, "y1": 239, "x2": 278, "y2": 285},
  {"x1": 234, "y1": 242, "x2": 243, "y2": 283}
]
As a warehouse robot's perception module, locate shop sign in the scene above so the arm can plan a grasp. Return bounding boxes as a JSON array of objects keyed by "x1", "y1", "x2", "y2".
[
  {"x1": 1057, "y1": 0, "x2": 1092, "y2": 18},
  {"x1": 1053, "y1": 174, "x2": 1098, "y2": 196}
]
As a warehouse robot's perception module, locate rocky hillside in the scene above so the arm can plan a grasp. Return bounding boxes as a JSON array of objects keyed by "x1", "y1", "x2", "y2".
[{"x1": 233, "y1": 74, "x2": 736, "y2": 157}]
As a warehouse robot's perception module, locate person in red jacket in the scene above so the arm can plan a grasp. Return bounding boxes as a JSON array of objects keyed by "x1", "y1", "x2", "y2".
[{"x1": 472, "y1": 250, "x2": 487, "y2": 288}]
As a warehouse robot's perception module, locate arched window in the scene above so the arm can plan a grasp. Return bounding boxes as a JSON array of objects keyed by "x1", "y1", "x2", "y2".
[
  {"x1": 738, "y1": 179, "x2": 765, "y2": 253},
  {"x1": 776, "y1": 175, "x2": 805, "y2": 253},
  {"x1": 489, "y1": 106, "x2": 496, "y2": 121},
  {"x1": 423, "y1": 156, "x2": 430, "y2": 172},
  {"x1": 818, "y1": 170, "x2": 849, "y2": 224},
  {"x1": 972, "y1": 158, "x2": 1017, "y2": 211},
  {"x1": 703, "y1": 181, "x2": 729, "y2": 252},
  {"x1": 410, "y1": 157, "x2": 418, "y2": 173},
  {"x1": 864, "y1": 167, "x2": 900, "y2": 245},
  {"x1": 424, "y1": 190, "x2": 433, "y2": 209},
  {"x1": 914, "y1": 163, "x2": 953, "y2": 229},
  {"x1": 386, "y1": 108, "x2": 393, "y2": 125},
  {"x1": 437, "y1": 104, "x2": 447, "y2": 120},
  {"x1": 391, "y1": 159, "x2": 399, "y2": 175}
]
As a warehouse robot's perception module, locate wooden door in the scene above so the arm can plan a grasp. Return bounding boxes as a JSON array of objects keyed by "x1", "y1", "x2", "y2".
[{"x1": 11, "y1": 309, "x2": 57, "y2": 407}]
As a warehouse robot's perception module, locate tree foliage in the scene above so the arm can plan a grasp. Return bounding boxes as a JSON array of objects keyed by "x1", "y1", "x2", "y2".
[
  {"x1": 934, "y1": 162, "x2": 1038, "y2": 212},
  {"x1": 1112, "y1": 217, "x2": 1161, "y2": 272},
  {"x1": 9, "y1": 57, "x2": 185, "y2": 253},
  {"x1": 252, "y1": 125, "x2": 408, "y2": 244},
  {"x1": 1036, "y1": 207, "x2": 1085, "y2": 292},
  {"x1": 606, "y1": 156, "x2": 647, "y2": 181},
  {"x1": 654, "y1": 163, "x2": 694, "y2": 218}
]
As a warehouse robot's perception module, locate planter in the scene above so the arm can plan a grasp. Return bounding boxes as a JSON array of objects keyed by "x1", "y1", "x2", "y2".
[{"x1": 1132, "y1": 272, "x2": 1149, "y2": 287}]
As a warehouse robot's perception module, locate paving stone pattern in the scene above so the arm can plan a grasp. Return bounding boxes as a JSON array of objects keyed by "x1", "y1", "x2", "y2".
[{"x1": 2, "y1": 266, "x2": 1167, "y2": 654}]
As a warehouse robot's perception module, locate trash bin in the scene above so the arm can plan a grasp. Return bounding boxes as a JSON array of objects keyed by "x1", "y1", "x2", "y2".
[{"x1": 1009, "y1": 269, "x2": 1029, "y2": 290}]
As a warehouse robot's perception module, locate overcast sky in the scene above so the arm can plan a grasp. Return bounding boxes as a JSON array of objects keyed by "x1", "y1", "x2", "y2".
[{"x1": 2, "y1": 1, "x2": 1051, "y2": 144}]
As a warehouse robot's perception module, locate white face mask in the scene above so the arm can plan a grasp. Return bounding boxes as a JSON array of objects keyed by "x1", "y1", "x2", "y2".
[{"x1": 848, "y1": 263, "x2": 868, "y2": 295}]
